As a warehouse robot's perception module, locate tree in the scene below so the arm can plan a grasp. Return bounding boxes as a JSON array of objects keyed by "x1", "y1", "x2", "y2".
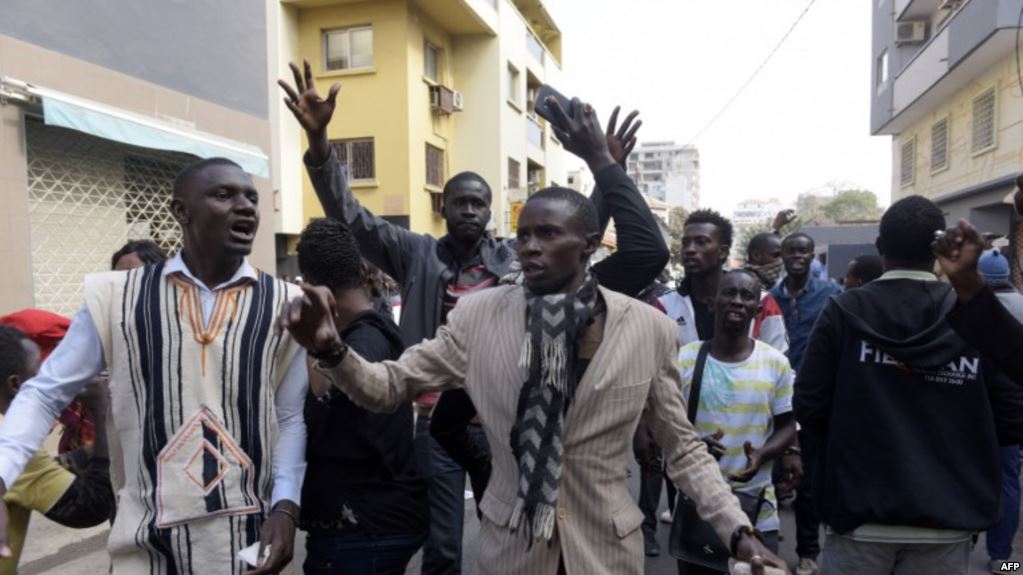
[
  {"x1": 796, "y1": 188, "x2": 882, "y2": 225},
  {"x1": 668, "y1": 206, "x2": 689, "y2": 268},
  {"x1": 733, "y1": 218, "x2": 775, "y2": 263}
]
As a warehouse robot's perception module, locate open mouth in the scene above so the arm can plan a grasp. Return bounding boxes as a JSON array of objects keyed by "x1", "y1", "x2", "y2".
[
  {"x1": 228, "y1": 220, "x2": 257, "y2": 243},
  {"x1": 521, "y1": 262, "x2": 545, "y2": 278},
  {"x1": 725, "y1": 310, "x2": 745, "y2": 321}
]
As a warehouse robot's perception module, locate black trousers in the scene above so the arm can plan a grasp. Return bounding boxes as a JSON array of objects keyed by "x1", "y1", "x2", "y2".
[
  {"x1": 636, "y1": 450, "x2": 663, "y2": 540},
  {"x1": 794, "y1": 432, "x2": 821, "y2": 560}
]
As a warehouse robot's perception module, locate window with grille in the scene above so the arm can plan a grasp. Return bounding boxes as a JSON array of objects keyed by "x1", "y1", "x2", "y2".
[
  {"x1": 930, "y1": 118, "x2": 948, "y2": 172},
  {"x1": 424, "y1": 43, "x2": 440, "y2": 82},
  {"x1": 508, "y1": 158, "x2": 521, "y2": 189},
  {"x1": 25, "y1": 120, "x2": 194, "y2": 316},
  {"x1": 324, "y1": 26, "x2": 373, "y2": 71},
  {"x1": 972, "y1": 88, "x2": 996, "y2": 153},
  {"x1": 426, "y1": 144, "x2": 445, "y2": 188},
  {"x1": 331, "y1": 138, "x2": 375, "y2": 181},
  {"x1": 900, "y1": 138, "x2": 915, "y2": 187}
]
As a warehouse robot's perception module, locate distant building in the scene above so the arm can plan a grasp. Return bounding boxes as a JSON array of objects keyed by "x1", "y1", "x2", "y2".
[
  {"x1": 871, "y1": 0, "x2": 1023, "y2": 283},
  {"x1": 732, "y1": 198, "x2": 786, "y2": 227},
  {"x1": 567, "y1": 167, "x2": 594, "y2": 196},
  {"x1": 627, "y1": 141, "x2": 700, "y2": 211}
]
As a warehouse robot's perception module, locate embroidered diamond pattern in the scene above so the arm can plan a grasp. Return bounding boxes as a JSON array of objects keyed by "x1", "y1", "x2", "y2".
[{"x1": 184, "y1": 439, "x2": 230, "y2": 495}]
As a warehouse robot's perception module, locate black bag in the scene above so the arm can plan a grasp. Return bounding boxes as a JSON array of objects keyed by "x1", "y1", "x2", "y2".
[{"x1": 668, "y1": 342, "x2": 766, "y2": 571}]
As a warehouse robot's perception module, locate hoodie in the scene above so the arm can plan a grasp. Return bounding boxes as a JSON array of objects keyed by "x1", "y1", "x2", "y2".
[
  {"x1": 794, "y1": 273, "x2": 1023, "y2": 534},
  {"x1": 300, "y1": 309, "x2": 429, "y2": 535}
]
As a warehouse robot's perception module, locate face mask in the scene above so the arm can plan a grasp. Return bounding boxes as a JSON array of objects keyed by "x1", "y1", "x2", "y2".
[{"x1": 745, "y1": 259, "x2": 784, "y2": 288}]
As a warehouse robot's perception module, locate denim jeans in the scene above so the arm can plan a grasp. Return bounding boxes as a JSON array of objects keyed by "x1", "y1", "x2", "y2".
[
  {"x1": 795, "y1": 432, "x2": 821, "y2": 559},
  {"x1": 303, "y1": 531, "x2": 427, "y2": 575},
  {"x1": 987, "y1": 445, "x2": 1021, "y2": 561},
  {"x1": 415, "y1": 414, "x2": 467, "y2": 575}
]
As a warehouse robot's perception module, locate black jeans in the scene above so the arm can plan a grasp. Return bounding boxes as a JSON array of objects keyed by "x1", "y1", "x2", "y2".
[
  {"x1": 303, "y1": 531, "x2": 427, "y2": 575},
  {"x1": 794, "y1": 432, "x2": 821, "y2": 560},
  {"x1": 415, "y1": 414, "x2": 467, "y2": 575},
  {"x1": 636, "y1": 447, "x2": 663, "y2": 540}
]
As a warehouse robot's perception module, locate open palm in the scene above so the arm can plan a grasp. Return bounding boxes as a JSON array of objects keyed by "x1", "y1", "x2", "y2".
[{"x1": 277, "y1": 60, "x2": 340, "y2": 135}]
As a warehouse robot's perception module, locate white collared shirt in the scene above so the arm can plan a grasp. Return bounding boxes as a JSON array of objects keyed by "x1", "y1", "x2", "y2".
[{"x1": 0, "y1": 254, "x2": 307, "y2": 507}]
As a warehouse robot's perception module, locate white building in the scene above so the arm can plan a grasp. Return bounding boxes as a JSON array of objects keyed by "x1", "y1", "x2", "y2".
[
  {"x1": 626, "y1": 141, "x2": 700, "y2": 211},
  {"x1": 566, "y1": 167, "x2": 594, "y2": 197}
]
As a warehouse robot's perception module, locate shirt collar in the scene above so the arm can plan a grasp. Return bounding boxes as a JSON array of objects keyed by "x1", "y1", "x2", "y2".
[
  {"x1": 162, "y1": 252, "x2": 258, "y2": 292},
  {"x1": 877, "y1": 270, "x2": 938, "y2": 282}
]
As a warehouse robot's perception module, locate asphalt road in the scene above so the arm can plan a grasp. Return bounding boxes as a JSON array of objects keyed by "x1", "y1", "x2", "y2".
[{"x1": 20, "y1": 457, "x2": 1022, "y2": 574}]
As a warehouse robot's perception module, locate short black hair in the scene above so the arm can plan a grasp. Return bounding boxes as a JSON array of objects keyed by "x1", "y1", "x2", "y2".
[
  {"x1": 782, "y1": 232, "x2": 815, "y2": 250},
  {"x1": 111, "y1": 240, "x2": 169, "y2": 270},
  {"x1": 173, "y1": 157, "x2": 244, "y2": 198},
  {"x1": 879, "y1": 195, "x2": 946, "y2": 266},
  {"x1": 747, "y1": 232, "x2": 780, "y2": 258},
  {"x1": 721, "y1": 268, "x2": 763, "y2": 293},
  {"x1": 849, "y1": 254, "x2": 883, "y2": 284},
  {"x1": 297, "y1": 219, "x2": 366, "y2": 292},
  {"x1": 0, "y1": 325, "x2": 29, "y2": 383},
  {"x1": 525, "y1": 186, "x2": 600, "y2": 236},
  {"x1": 685, "y1": 209, "x2": 733, "y2": 247},
  {"x1": 443, "y1": 171, "x2": 491, "y2": 201}
]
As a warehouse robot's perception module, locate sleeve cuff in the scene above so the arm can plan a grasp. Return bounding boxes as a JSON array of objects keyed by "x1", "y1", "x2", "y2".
[
  {"x1": 593, "y1": 163, "x2": 627, "y2": 188},
  {"x1": 303, "y1": 147, "x2": 336, "y2": 171},
  {"x1": 271, "y1": 480, "x2": 302, "y2": 509},
  {"x1": 0, "y1": 459, "x2": 20, "y2": 492}
]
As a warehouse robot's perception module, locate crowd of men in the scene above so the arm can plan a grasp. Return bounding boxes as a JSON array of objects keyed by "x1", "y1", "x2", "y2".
[{"x1": 0, "y1": 59, "x2": 1018, "y2": 575}]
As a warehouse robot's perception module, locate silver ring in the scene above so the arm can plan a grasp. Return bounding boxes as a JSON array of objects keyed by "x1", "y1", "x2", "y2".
[{"x1": 751, "y1": 554, "x2": 763, "y2": 562}]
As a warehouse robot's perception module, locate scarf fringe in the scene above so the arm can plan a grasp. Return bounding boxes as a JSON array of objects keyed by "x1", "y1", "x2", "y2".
[
  {"x1": 509, "y1": 499, "x2": 557, "y2": 542},
  {"x1": 540, "y1": 339, "x2": 567, "y2": 393},
  {"x1": 518, "y1": 332, "x2": 532, "y2": 370}
]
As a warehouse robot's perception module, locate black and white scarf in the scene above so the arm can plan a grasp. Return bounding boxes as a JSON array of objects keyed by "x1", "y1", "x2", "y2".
[{"x1": 508, "y1": 273, "x2": 599, "y2": 543}]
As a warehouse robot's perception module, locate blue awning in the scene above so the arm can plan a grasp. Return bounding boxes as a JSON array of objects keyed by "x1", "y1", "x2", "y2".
[{"x1": 34, "y1": 86, "x2": 269, "y2": 178}]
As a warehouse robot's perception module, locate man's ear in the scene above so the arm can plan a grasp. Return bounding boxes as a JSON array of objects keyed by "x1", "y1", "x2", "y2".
[
  {"x1": 582, "y1": 233, "x2": 601, "y2": 260},
  {"x1": 3, "y1": 374, "x2": 20, "y2": 398},
  {"x1": 170, "y1": 197, "x2": 189, "y2": 226},
  {"x1": 720, "y1": 244, "x2": 732, "y2": 265},
  {"x1": 875, "y1": 236, "x2": 884, "y2": 257}
]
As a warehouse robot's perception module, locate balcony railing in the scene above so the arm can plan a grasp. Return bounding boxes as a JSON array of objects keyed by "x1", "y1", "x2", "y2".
[
  {"x1": 527, "y1": 114, "x2": 544, "y2": 149},
  {"x1": 526, "y1": 32, "x2": 545, "y2": 65}
]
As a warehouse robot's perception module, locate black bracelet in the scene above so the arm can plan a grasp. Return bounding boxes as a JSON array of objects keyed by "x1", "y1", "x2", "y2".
[
  {"x1": 272, "y1": 505, "x2": 299, "y2": 526},
  {"x1": 729, "y1": 525, "x2": 762, "y2": 556},
  {"x1": 310, "y1": 340, "x2": 348, "y2": 366},
  {"x1": 784, "y1": 446, "x2": 802, "y2": 456}
]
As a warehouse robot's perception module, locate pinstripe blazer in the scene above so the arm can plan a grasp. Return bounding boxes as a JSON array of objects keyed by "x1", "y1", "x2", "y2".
[{"x1": 318, "y1": 285, "x2": 750, "y2": 575}]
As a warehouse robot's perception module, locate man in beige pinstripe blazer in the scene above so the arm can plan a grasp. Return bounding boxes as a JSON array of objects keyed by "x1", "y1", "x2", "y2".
[{"x1": 281, "y1": 101, "x2": 788, "y2": 575}]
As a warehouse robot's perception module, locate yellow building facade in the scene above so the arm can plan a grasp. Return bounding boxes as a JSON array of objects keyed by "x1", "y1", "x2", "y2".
[{"x1": 273, "y1": 0, "x2": 566, "y2": 269}]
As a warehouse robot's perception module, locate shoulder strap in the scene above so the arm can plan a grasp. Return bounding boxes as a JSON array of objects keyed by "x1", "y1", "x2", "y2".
[{"x1": 687, "y1": 341, "x2": 713, "y2": 424}]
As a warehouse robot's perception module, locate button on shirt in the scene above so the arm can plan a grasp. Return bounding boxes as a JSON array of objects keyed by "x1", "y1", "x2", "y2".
[
  {"x1": 770, "y1": 277, "x2": 842, "y2": 372},
  {"x1": 0, "y1": 254, "x2": 308, "y2": 507}
]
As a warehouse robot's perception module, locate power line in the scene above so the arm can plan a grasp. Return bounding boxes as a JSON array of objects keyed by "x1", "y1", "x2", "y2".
[{"x1": 684, "y1": 0, "x2": 819, "y2": 146}]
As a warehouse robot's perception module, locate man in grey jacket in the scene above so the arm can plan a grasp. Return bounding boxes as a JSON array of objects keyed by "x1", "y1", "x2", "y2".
[{"x1": 279, "y1": 60, "x2": 669, "y2": 574}]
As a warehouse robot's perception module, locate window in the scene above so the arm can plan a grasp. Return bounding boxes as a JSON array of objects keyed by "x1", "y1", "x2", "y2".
[
  {"x1": 900, "y1": 138, "x2": 915, "y2": 187},
  {"x1": 972, "y1": 87, "x2": 997, "y2": 154},
  {"x1": 506, "y1": 63, "x2": 521, "y2": 107},
  {"x1": 876, "y1": 50, "x2": 889, "y2": 90},
  {"x1": 331, "y1": 138, "x2": 375, "y2": 181},
  {"x1": 426, "y1": 144, "x2": 444, "y2": 188},
  {"x1": 930, "y1": 118, "x2": 948, "y2": 172},
  {"x1": 324, "y1": 26, "x2": 373, "y2": 71},
  {"x1": 424, "y1": 42, "x2": 440, "y2": 82},
  {"x1": 508, "y1": 158, "x2": 521, "y2": 189}
]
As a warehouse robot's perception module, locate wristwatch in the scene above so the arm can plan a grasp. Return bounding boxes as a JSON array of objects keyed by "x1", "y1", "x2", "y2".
[{"x1": 310, "y1": 339, "x2": 349, "y2": 367}]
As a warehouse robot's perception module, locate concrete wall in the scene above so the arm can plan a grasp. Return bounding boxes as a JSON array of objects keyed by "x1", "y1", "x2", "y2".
[
  {"x1": 0, "y1": 33, "x2": 275, "y2": 314},
  {"x1": 270, "y1": 3, "x2": 306, "y2": 236},
  {"x1": 0, "y1": 0, "x2": 268, "y2": 118}
]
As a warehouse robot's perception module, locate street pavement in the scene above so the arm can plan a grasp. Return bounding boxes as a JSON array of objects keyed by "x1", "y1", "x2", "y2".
[{"x1": 18, "y1": 458, "x2": 1023, "y2": 574}]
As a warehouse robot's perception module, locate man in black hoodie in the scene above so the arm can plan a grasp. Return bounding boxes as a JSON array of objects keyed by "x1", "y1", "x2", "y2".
[
  {"x1": 296, "y1": 219, "x2": 429, "y2": 574},
  {"x1": 794, "y1": 196, "x2": 1023, "y2": 575}
]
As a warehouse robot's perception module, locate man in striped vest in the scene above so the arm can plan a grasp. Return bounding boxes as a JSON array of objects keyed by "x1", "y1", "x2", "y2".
[{"x1": 0, "y1": 158, "x2": 307, "y2": 574}]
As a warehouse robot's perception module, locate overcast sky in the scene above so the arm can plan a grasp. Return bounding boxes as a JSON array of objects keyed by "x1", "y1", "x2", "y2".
[{"x1": 547, "y1": 0, "x2": 893, "y2": 214}]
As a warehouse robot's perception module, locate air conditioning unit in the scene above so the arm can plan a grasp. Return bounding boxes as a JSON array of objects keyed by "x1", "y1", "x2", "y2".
[
  {"x1": 452, "y1": 90, "x2": 464, "y2": 111},
  {"x1": 430, "y1": 85, "x2": 455, "y2": 115},
  {"x1": 895, "y1": 21, "x2": 927, "y2": 45}
]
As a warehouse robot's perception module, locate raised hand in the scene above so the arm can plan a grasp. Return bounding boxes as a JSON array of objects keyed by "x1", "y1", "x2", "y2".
[
  {"x1": 278, "y1": 284, "x2": 342, "y2": 355},
  {"x1": 932, "y1": 219, "x2": 987, "y2": 303},
  {"x1": 546, "y1": 97, "x2": 616, "y2": 173},
  {"x1": 605, "y1": 106, "x2": 642, "y2": 169},
  {"x1": 772, "y1": 210, "x2": 797, "y2": 233},
  {"x1": 278, "y1": 60, "x2": 340, "y2": 164}
]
